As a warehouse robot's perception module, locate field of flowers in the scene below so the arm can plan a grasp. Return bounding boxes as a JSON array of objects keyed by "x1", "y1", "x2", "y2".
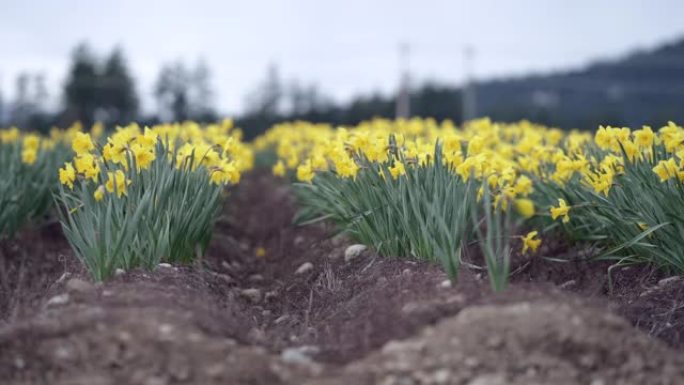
[
  {"x1": 2, "y1": 117, "x2": 684, "y2": 287},
  {"x1": 257, "y1": 118, "x2": 684, "y2": 290},
  {"x1": 1, "y1": 120, "x2": 252, "y2": 280},
  {"x1": 2, "y1": 118, "x2": 684, "y2": 384}
]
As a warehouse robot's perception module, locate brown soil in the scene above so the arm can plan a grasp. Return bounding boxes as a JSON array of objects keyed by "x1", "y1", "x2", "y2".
[{"x1": 1, "y1": 172, "x2": 683, "y2": 384}]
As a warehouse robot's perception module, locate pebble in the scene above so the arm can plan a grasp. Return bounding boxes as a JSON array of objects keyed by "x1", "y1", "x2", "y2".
[
  {"x1": 114, "y1": 268, "x2": 125, "y2": 276},
  {"x1": 158, "y1": 323, "x2": 174, "y2": 335},
  {"x1": 14, "y1": 357, "x2": 25, "y2": 369},
  {"x1": 439, "y1": 279, "x2": 453, "y2": 289},
  {"x1": 247, "y1": 327, "x2": 266, "y2": 342},
  {"x1": 658, "y1": 276, "x2": 681, "y2": 287},
  {"x1": 280, "y1": 345, "x2": 319, "y2": 364},
  {"x1": 265, "y1": 290, "x2": 279, "y2": 301},
  {"x1": 240, "y1": 288, "x2": 262, "y2": 304},
  {"x1": 249, "y1": 274, "x2": 264, "y2": 282},
  {"x1": 158, "y1": 263, "x2": 174, "y2": 269},
  {"x1": 46, "y1": 293, "x2": 70, "y2": 307},
  {"x1": 344, "y1": 244, "x2": 367, "y2": 262},
  {"x1": 65, "y1": 278, "x2": 94, "y2": 294},
  {"x1": 295, "y1": 262, "x2": 314, "y2": 275}
]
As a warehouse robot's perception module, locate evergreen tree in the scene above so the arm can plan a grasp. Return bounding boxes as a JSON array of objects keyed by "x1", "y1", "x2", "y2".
[
  {"x1": 102, "y1": 47, "x2": 139, "y2": 124},
  {"x1": 63, "y1": 43, "x2": 100, "y2": 126}
]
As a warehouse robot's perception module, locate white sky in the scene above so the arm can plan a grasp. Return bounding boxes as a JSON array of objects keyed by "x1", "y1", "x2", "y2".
[{"x1": 1, "y1": 0, "x2": 684, "y2": 115}]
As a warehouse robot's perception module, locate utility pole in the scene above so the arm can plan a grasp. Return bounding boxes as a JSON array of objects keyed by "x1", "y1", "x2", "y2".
[
  {"x1": 462, "y1": 46, "x2": 477, "y2": 123},
  {"x1": 395, "y1": 42, "x2": 411, "y2": 119}
]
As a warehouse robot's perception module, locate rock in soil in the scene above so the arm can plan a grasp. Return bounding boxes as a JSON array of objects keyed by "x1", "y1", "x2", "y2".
[
  {"x1": 45, "y1": 293, "x2": 70, "y2": 307},
  {"x1": 240, "y1": 288, "x2": 263, "y2": 304},
  {"x1": 65, "y1": 278, "x2": 95, "y2": 294},
  {"x1": 295, "y1": 262, "x2": 314, "y2": 275},
  {"x1": 344, "y1": 244, "x2": 367, "y2": 262}
]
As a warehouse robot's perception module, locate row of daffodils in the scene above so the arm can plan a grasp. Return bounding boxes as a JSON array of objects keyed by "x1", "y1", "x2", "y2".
[
  {"x1": 3, "y1": 117, "x2": 683, "y2": 288},
  {"x1": 257, "y1": 118, "x2": 684, "y2": 291},
  {"x1": 1, "y1": 120, "x2": 252, "y2": 281}
]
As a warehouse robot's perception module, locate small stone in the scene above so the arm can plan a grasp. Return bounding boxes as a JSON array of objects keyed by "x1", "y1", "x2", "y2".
[
  {"x1": 265, "y1": 290, "x2": 279, "y2": 301},
  {"x1": 213, "y1": 272, "x2": 233, "y2": 284},
  {"x1": 144, "y1": 376, "x2": 168, "y2": 385},
  {"x1": 658, "y1": 276, "x2": 681, "y2": 287},
  {"x1": 274, "y1": 315, "x2": 290, "y2": 324},
  {"x1": 249, "y1": 274, "x2": 264, "y2": 282},
  {"x1": 262, "y1": 309, "x2": 272, "y2": 316},
  {"x1": 433, "y1": 369, "x2": 450, "y2": 384},
  {"x1": 344, "y1": 244, "x2": 367, "y2": 262},
  {"x1": 439, "y1": 279, "x2": 453, "y2": 288},
  {"x1": 14, "y1": 357, "x2": 25, "y2": 369},
  {"x1": 240, "y1": 288, "x2": 262, "y2": 304},
  {"x1": 280, "y1": 345, "x2": 320, "y2": 365},
  {"x1": 65, "y1": 278, "x2": 94, "y2": 294},
  {"x1": 295, "y1": 262, "x2": 314, "y2": 275},
  {"x1": 46, "y1": 293, "x2": 70, "y2": 307},
  {"x1": 158, "y1": 263, "x2": 173, "y2": 269},
  {"x1": 159, "y1": 323, "x2": 174, "y2": 335},
  {"x1": 247, "y1": 327, "x2": 266, "y2": 342},
  {"x1": 402, "y1": 268, "x2": 412, "y2": 276},
  {"x1": 293, "y1": 236, "x2": 305, "y2": 246},
  {"x1": 114, "y1": 268, "x2": 125, "y2": 276}
]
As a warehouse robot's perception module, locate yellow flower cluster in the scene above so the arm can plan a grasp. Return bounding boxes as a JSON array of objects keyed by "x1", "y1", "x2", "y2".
[
  {"x1": 262, "y1": 119, "x2": 684, "y2": 199},
  {"x1": 257, "y1": 118, "x2": 684, "y2": 255},
  {"x1": 1, "y1": 123, "x2": 83, "y2": 166},
  {"x1": 59, "y1": 120, "x2": 253, "y2": 199}
]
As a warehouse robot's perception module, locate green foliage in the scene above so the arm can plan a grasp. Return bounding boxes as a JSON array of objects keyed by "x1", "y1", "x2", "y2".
[
  {"x1": 472, "y1": 183, "x2": 513, "y2": 292},
  {"x1": 533, "y1": 146, "x2": 684, "y2": 273},
  {"x1": 0, "y1": 141, "x2": 68, "y2": 239},
  {"x1": 294, "y1": 141, "x2": 476, "y2": 279},
  {"x1": 56, "y1": 141, "x2": 223, "y2": 281}
]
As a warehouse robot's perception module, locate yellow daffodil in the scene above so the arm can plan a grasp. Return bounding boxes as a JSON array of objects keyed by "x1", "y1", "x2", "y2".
[
  {"x1": 93, "y1": 185, "x2": 105, "y2": 201},
  {"x1": 105, "y1": 170, "x2": 129, "y2": 197},
  {"x1": 521, "y1": 231, "x2": 541, "y2": 254},
  {"x1": 72, "y1": 132, "x2": 95, "y2": 155},
  {"x1": 514, "y1": 199, "x2": 535, "y2": 219},
  {"x1": 272, "y1": 160, "x2": 286, "y2": 177},
  {"x1": 59, "y1": 162, "x2": 77, "y2": 189},
  {"x1": 550, "y1": 198, "x2": 570, "y2": 223}
]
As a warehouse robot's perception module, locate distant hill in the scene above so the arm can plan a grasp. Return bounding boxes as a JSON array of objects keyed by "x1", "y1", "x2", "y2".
[
  {"x1": 238, "y1": 38, "x2": 684, "y2": 137},
  {"x1": 475, "y1": 38, "x2": 684, "y2": 129}
]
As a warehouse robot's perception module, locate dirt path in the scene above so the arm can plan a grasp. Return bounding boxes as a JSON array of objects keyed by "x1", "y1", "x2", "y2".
[{"x1": 1, "y1": 173, "x2": 683, "y2": 384}]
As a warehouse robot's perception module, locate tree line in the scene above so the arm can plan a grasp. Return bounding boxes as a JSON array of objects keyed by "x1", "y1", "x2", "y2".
[{"x1": 0, "y1": 42, "x2": 466, "y2": 138}]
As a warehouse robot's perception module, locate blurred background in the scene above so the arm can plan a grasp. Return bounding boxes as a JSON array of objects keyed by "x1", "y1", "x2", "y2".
[{"x1": 1, "y1": 0, "x2": 684, "y2": 138}]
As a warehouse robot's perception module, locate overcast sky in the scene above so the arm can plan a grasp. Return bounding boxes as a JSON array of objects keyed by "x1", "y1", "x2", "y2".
[{"x1": 2, "y1": 0, "x2": 684, "y2": 115}]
